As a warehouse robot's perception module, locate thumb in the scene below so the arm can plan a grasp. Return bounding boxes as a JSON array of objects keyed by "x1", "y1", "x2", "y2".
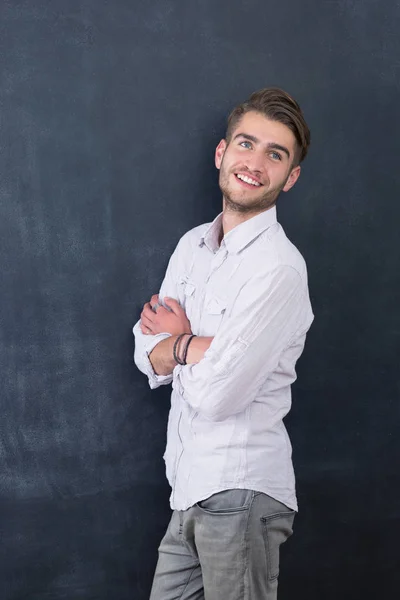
[{"x1": 164, "y1": 297, "x2": 181, "y2": 314}]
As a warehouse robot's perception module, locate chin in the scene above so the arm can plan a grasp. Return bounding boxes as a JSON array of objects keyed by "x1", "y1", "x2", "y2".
[{"x1": 225, "y1": 197, "x2": 265, "y2": 213}]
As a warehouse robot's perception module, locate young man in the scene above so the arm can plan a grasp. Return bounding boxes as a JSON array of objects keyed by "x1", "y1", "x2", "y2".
[{"x1": 133, "y1": 88, "x2": 313, "y2": 600}]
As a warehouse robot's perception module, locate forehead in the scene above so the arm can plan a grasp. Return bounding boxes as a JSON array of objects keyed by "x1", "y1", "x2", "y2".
[{"x1": 231, "y1": 111, "x2": 297, "y2": 153}]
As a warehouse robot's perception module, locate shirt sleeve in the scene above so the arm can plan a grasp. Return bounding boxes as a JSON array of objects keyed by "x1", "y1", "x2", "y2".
[
  {"x1": 133, "y1": 325, "x2": 173, "y2": 389},
  {"x1": 132, "y1": 234, "x2": 188, "y2": 389},
  {"x1": 174, "y1": 265, "x2": 312, "y2": 420}
]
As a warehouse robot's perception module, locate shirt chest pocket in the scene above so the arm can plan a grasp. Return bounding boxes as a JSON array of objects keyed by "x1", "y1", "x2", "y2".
[{"x1": 203, "y1": 293, "x2": 227, "y2": 335}]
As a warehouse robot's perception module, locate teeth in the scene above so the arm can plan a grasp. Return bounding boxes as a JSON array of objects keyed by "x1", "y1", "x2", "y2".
[{"x1": 236, "y1": 174, "x2": 261, "y2": 186}]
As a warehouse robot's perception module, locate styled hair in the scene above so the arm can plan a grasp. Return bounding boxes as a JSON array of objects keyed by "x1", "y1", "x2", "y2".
[{"x1": 226, "y1": 87, "x2": 311, "y2": 165}]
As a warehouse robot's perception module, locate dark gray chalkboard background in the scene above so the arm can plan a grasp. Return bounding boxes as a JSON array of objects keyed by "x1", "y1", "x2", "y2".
[{"x1": 1, "y1": 1, "x2": 399, "y2": 598}]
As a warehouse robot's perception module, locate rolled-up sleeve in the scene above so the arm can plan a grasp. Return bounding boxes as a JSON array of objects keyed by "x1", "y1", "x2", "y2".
[
  {"x1": 175, "y1": 265, "x2": 312, "y2": 420},
  {"x1": 133, "y1": 324, "x2": 173, "y2": 389},
  {"x1": 132, "y1": 233, "x2": 188, "y2": 389}
]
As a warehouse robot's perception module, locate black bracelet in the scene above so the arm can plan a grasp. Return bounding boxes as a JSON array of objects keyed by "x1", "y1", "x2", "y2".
[
  {"x1": 182, "y1": 334, "x2": 196, "y2": 365},
  {"x1": 173, "y1": 334, "x2": 186, "y2": 365}
]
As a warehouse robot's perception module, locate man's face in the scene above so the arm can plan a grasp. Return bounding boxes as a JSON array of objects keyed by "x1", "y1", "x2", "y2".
[{"x1": 215, "y1": 111, "x2": 301, "y2": 214}]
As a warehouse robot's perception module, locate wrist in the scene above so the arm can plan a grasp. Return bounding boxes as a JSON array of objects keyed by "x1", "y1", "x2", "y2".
[
  {"x1": 185, "y1": 336, "x2": 213, "y2": 364},
  {"x1": 173, "y1": 333, "x2": 196, "y2": 366}
]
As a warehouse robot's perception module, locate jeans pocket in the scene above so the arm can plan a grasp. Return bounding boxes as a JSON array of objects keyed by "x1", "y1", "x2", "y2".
[
  {"x1": 261, "y1": 511, "x2": 295, "y2": 581},
  {"x1": 196, "y1": 489, "x2": 254, "y2": 515}
]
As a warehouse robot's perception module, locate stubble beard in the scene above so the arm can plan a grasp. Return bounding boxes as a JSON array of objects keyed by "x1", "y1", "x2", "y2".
[{"x1": 219, "y1": 170, "x2": 287, "y2": 215}]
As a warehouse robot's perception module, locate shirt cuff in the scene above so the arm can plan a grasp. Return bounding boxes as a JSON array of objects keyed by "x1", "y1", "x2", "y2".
[{"x1": 142, "y1": 332, "x2": 173, "y2": 389}]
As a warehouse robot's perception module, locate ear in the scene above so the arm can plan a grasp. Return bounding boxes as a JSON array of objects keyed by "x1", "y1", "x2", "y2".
[
  {"x1": 282, "y1": 165, "x2": 301, "y2": 192},
  {"x1": 215, "y1": 139, "x2": 227, "y2": 170}
]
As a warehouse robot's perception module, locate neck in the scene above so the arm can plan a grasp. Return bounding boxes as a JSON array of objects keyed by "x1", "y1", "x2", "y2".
[{"x1": 221, "y1": 199, "x2": 275, "y2": 237}]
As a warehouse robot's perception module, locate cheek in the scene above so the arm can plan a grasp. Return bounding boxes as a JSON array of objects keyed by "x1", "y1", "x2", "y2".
[
  {"x1": 271, "y1": 163, "x2": 290, "y2": 179},
  {"x1": 222, "y1": 156, "x2": 241, "y2": 175},
  {"x1": 219, "y1": 157, "x2": 232, "y2": 177}
]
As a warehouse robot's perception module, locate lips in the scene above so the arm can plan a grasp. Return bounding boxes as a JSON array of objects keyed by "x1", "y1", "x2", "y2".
[{"x1": 235, "y1": 172, "x2": 262, "y2": 187}]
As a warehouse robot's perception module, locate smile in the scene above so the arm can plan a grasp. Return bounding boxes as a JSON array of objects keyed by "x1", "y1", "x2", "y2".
[{"x1": 235, "y1": 173, "x2": 261, "y2": 187}]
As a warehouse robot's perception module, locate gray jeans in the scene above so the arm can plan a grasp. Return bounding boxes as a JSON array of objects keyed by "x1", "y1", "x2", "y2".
[{"x1": 149, "y1": 489, "x2": 295, "y2": 600}]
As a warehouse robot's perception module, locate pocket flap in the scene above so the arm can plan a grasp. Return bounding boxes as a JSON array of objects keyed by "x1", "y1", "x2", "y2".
[{"x1": 179, "y1": 275, "x2": 196, "y2": 297}]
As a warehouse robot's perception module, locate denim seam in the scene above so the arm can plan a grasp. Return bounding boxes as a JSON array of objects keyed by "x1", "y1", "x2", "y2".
[
  {"x1": 195, "y1": 489, "x2": 254, "y2": 515},
  {"x1": 243, "y1": 490, "x2": 256, "y2": 600},
  {"x1": 262, "y1": 519, "x2": 278, "y2": 582},
  {"x1": 261, "y1": 511, "x2": 295, "y2": 582},
  {"x1": 195, "y1": 504, "x2": 250, "y2": 515},
  {"x1": 181, "y1": 508, "x2": 200, "y2": 558},
  {"x1": 178, "y1": 564, "x2": 201, "y2": 600}
]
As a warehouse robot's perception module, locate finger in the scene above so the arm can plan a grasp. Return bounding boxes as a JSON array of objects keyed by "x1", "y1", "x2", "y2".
[
  {"x1": 150, "y1": 296, "x2": 162, "y2": 313},
  {"x1": 142, "y1": 303, "x2": 156, "y2": 321},
  {"x1": 140, "y1": 321, "x2": 152, "y2": 334},
  {"x1": 141, "y1": 314, "x2": 154, "y2": 329},
  {"x1": 164, "y1": 297, "x2": 182, "y2": 314}
]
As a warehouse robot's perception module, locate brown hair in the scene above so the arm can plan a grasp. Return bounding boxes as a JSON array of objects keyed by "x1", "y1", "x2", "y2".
[{"x1": 226, "y1": 87, "x2": 311, "y2": 165}]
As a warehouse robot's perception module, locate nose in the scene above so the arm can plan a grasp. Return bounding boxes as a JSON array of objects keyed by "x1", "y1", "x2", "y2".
[{"x1": 244, "y1": 148, "x2": 265, "y2": 174}]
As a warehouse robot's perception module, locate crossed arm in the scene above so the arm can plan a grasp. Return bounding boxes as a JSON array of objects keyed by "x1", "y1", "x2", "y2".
[
  {"x1": 140, "y1": 294, "x2": 213, "y2": 375},
  {"x1": 134, "y1": 265, "x2": 309, "y2": 421}
]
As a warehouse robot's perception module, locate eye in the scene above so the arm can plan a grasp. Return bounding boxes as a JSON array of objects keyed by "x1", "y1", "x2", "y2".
[
  {"x1": 239, "y1": 141, "x2": 252, "y2": 149},
  {"x1": 270, "y1": 151, "x2": 282, "y2": 161}
]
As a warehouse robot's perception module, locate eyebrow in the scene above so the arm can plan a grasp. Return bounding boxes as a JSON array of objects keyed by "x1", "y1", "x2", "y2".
[{"x1": 233, "y1": 133, "x2": 291, "y2": 160}]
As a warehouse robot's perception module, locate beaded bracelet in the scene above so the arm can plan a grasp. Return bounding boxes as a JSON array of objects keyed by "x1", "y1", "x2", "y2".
[
  {"x1": 173, "y1": 333, "x2": 186, "y2": 365},
  {"x1": 182, "y1": 334, "x2": 196, "y2": 365}
]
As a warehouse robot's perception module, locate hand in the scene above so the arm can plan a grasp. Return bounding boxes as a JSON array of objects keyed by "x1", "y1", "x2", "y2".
[{"x1": 140, "y1": 294, "x2": 192, "y2": 336}]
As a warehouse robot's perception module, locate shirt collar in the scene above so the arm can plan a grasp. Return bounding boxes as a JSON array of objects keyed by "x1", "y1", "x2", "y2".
[{"x1": 200, "y1": 206, "x2": 278, "y2": 254}]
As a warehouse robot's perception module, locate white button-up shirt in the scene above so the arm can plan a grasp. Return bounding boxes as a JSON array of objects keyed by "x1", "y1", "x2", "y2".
[{"x1": 133, "y1": 206, "x2": 313, "y2": 511}]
